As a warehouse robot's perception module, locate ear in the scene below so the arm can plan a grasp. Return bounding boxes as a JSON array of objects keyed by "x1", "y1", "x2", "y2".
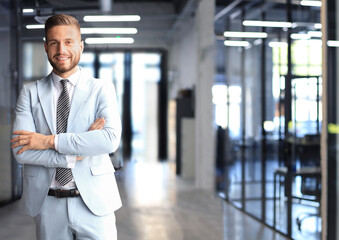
[
  {"x1": 80, "y1": 40, "x2": 84, "y2": 53},
  {"x1": 44, "y1": 41, "x2": 48, "y2": 53}
]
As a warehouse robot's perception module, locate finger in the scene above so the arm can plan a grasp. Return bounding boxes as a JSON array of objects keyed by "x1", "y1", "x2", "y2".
[
  {"x1": 11, "y1": 139, "x2": 27, "y2": 149},
  {"x1": 89, "y1": 118, "x2": 101, "y2": 130},
  {"x1": 17, "y1": 145, "x2": 28, "y2": 154},
  {"x1": 11, "y1": 135, "x2": 28, "y2": 143},
  {"x1": 11, "y1": 142, "x2": 21, "y2": 149},
  {"x1": 94, "y1": 119, "x2": 105, "y2": 130},
  {"x1": 10, "y1": 136, "x2": 19, "y2": 143},
  {"x1": 90, "y1": 118, "x2": 105, "y2": 130},
  {"x1": 13, "y1": 130, "x2": 31, "y2": 135},
  {"x1": 92, "y1": 118, "x2": 101, "y2": 128}
]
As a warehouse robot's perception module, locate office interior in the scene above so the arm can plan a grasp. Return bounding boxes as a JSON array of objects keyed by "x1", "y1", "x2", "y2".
[{"x1": 0, "y1": 0, "x2": 338, "y2": 239}]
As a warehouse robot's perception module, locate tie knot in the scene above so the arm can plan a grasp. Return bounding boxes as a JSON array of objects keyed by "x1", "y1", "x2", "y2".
[{"x1": 60, "y1": 79, "x2": 68, "y2": 86}]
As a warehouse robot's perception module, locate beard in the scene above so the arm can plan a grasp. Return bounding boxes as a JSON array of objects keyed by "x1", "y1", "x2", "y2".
[{"x1": 48, "y1": 54, "x2": 80, "y2": 75}]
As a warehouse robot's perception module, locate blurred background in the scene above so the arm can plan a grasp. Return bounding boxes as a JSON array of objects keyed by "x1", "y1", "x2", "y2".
[{"x1": 0, "y1": 0, "x2": 339, "y2": 239}]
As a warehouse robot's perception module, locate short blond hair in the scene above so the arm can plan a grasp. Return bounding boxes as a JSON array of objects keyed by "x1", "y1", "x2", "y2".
[{"x1": 45, "y1": 14, "x2": 80, "y2": 39}]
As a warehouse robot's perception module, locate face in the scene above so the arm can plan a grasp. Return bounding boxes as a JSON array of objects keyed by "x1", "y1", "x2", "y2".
[{"x1": 44, "y1": 25, "x2": 84, "y2": 78}]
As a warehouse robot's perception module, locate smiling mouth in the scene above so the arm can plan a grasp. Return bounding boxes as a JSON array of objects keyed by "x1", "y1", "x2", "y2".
[{"x1": 55, "y1": 56, "x2": 70, "y2": 61}]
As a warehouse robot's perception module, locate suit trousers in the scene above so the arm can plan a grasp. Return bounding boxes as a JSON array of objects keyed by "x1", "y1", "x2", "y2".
[{"x1": 34, "y1": 195, "x2": 117, "y2": 240}]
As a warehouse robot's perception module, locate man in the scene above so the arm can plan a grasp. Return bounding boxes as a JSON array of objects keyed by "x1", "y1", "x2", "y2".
[{"x1": 11, "y1": 14, "x2": 122, "y2": 240}]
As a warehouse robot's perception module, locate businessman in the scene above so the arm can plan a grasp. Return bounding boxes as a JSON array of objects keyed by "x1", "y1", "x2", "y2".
[{"x1": 11, "y1": 14, "x2": 122, "y2": 240}]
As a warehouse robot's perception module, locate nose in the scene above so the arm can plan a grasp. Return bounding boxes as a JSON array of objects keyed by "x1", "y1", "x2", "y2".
[{"x1": 57, "y1": 42, "x2": 66, "y2": 53}]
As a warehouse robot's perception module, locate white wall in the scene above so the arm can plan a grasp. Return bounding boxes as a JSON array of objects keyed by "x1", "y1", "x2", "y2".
[
  {"x1": 168, "y1": 0, "x2": 215, "y2": 190},
  {"x1": 168, "y1": 15, "x2": 198, "y2": 99}
]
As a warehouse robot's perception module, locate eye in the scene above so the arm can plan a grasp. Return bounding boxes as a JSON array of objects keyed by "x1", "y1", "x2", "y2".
[{"x1": 49, "y1": 41, "x2": 57, "y2": 46}]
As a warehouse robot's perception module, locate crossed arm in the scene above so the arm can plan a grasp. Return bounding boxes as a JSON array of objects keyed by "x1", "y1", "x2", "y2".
[{"x1": 11, "y1": 117, "x2": 106, "y2": 158}]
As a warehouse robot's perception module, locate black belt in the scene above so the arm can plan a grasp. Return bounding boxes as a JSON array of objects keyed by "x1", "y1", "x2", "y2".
[{"x1": 48, "y1": 189, "x2": 80, "y2": 198}]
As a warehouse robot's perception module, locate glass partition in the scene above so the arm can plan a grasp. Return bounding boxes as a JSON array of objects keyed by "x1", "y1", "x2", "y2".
[{"x1": 215, "y1": 1, "x2": 322, "y2": 239}]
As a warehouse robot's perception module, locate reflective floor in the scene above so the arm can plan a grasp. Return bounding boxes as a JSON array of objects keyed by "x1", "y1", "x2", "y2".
[{"x1": 0, "y1": 159, "x2": 289, "y2": 240}]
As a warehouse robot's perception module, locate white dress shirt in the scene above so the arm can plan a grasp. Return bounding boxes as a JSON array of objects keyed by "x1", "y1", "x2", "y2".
[{"x1": 50, "y1": 68, "x2": 80, "y2": 189}]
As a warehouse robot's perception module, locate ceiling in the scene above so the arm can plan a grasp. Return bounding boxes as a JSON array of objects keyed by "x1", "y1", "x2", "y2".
[
  {"x1": 19, "y1": 0, "x2": 321, "y2": 49},
  {"x1": 21, "y1": 0, "x2": 189, "y2": 14},
  {"x1": 214, "y1": 0, "x2": 321, "y2": 40},
  {"x1": 20, "y1": 0, "x2": 200, "y2": 49}
]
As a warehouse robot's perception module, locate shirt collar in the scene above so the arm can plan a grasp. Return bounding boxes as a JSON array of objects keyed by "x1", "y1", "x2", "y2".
[{"x1": 52, "y1": 67, "x2": 81, "y2": 88}]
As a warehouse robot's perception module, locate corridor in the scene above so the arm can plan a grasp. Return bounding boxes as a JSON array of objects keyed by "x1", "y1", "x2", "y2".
[{"x1": 0, "y1": 159, "x2": 288, "y2": 240}]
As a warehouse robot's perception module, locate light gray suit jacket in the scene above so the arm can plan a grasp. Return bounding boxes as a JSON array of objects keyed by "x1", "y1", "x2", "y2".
[{"x1": 12, "y1": 71, "x2": 122, "y2": 217}]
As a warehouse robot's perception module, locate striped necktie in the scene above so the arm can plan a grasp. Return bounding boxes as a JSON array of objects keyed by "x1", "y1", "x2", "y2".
[{"x1": 55, "y1": 79, "x2": 73, "y2": 186}]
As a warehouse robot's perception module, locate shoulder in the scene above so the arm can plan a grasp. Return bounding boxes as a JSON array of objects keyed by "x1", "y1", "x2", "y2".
[
  {"x1": 85, "y1": 76, "x2": 115, "y2": 90},
  {"x1": 23, "y1": 74, "x2": 51, "y2": 90}
]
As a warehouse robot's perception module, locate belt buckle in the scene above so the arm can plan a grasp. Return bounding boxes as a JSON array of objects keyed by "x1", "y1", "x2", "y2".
[
  {"x1": 70, "y1": 189, "x2": 76, "y2": 197},
  {"x1": 69, "y1": 189, "x2": 80, "y2": 197}
]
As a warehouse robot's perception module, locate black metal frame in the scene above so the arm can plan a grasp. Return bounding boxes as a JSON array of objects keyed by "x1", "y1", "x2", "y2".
[{"x1": 326, "y1": 0, "x2": 337, "y2": 239}]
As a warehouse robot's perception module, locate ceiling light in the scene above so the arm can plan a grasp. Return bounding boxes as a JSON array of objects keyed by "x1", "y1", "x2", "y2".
[
  {"x1": 85, "y1": 37, "x2": 134, "y2": 44},
  {"x1": 306, "y1": 39, "x2": 322, "y2": 45},
  {"x1": 291, "y1": 33, "x2": 310, "y2": 40},
  {"x1": 327, "y1": 40, "x2": 339, "y2": 47},
  {"x1": 243, "y1": 20, "x2": 293, "y2": 28},
  {"x1": 223, "y1": 31, "x2": 267, "y2": 38},
  {"x1": 268, "y1": 42, "x2": 288, "y2": 48},
  {"x1": 26, "y1": 24, "x2": 44, "y2": 29},
  {"x1": 83, "y1": 15, "x2": 141, "y2": 22},
  {"x1": 314, "y1": 23, "x2": 322, "y2": 29},
  {"x1": 300, "y1": 0, "x2": 322, "y2": 7},
  {"x1": 224, "y1": 40, "x2": 250, "y2": 47},
  {"x1": 308, "y1": 31, "x2": 322, "y2": 38},
  {"x1": 23, "y1": 9, "x2": 34, "y2": 13},
  {"x1": 81, "y1": 28, "x2": 138, "y2": 34}
]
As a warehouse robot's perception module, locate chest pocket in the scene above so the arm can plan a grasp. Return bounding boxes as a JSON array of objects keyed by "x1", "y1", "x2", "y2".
[{"x1": 90, "y1": 155, "x2": 115, "y2": 176}]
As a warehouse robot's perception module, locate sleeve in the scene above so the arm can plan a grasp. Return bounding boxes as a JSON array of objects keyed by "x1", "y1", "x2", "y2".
[
  {"x1": 57, "y1": 81, "x2": 122, "y2": 156},
  {"x1": 12, "y1": 84, "x2": 68, "y2": 168},
  {"x1": 55, "y1": 134, "x2": 76, "y2": 168}
]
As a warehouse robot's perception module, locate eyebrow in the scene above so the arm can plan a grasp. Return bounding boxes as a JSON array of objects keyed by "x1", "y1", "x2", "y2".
[{"x1": 47, "y1": 38, "x2": 76, "y2": 43}]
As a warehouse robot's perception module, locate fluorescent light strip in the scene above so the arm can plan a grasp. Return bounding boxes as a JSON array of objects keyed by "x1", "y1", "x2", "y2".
[
  {"x1": 327, "y1": 40, "x2": 339, "y2": 47},
  {"x1": 23, "y1": 8, "x2": 34, "y2": 13},
  {"x1": 85, "y1": 37, "x2": 134, "y2": 44},
  {"x1": 26, "y1": 26, "x2": 138, "y2": 35},
  {"x1": 300, "y1": 0, "x2": 322, "y2": 7},
  {"x1": 83, "y1": 15, "x2": 141, "y2": 22},
  {"x1": 308, "y1": 31, "x2": 322, "y2": 38},
  {"x1": 26, "y1": 24, "x2": 44, "y2": 29},
  {"x1": 223, "y1": 31, "x2": 267, "y2": 38},
  {"x1": 243, "y1": 20, "x2": 293, "y2": 28},
  {"x1": 306, "y1": 39, "x2": 322, "y2": 45},
  {"x1": 224, "y1": 40, "x2": 249, "y2": 47},
  {"x1": 314, "y1": 23, "x2": 322, "y2": 29},
  {"x1": 81, "y1": 28, "x2": 137, "y2": 34},
  {"x1": 268, "y1": 42, "x2": 288, "y2": 48}
]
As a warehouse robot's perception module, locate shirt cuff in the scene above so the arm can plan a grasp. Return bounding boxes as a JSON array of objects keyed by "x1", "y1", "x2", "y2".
[
  {"x1": 55, "y1": 135, "x2": 76, "y2": 169},
  {"x1": 66, "y1": 155, "x2": 76, "y2": 169},
  {"x1": 54, "y1": 135, "x2": 59, "y2": 151}
]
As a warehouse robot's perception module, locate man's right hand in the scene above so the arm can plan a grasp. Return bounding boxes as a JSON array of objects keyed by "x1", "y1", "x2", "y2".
[{"x1": 76, "y1": 117, "x2": 105, "y2": 161}]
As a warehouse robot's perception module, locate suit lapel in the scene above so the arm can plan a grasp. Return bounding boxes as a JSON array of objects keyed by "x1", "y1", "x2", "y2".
[
  {"x1": 37, "y1": 74, "x2": 55, "y2": 134},
  {"x1": 67, "y1": 71, "x2": 92, "y2": 131}
]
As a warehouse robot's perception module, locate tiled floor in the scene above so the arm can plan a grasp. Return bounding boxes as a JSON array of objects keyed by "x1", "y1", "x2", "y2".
[{"x1": 0, "y1": 160, "x2": 289, "y2": 240}]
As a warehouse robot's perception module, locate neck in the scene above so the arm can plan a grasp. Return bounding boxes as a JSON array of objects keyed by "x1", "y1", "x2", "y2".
[{"x1": 53, "y1": 66, "x2": 79, "y2": 79}]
